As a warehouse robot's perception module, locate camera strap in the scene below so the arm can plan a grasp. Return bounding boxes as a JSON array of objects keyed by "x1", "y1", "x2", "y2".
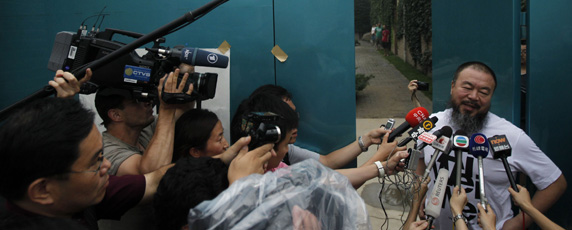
[{"x1": 161, "y1": 77, "x2": 196, "y2": 104}]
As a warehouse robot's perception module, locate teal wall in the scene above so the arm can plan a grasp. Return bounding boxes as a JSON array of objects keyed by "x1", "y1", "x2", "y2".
[
  {"x1": 432, "y1": 1, "x2": 521, "y2": 123},
  {"x1": 0, "y1": 1, "x2": 356, "y2": 160},
  {"x1": 527, "y1": 0, "x2": 572, "y2": 227},
  {"x1": 433, "y1": 0, "x2": 572, "y2": 228}
]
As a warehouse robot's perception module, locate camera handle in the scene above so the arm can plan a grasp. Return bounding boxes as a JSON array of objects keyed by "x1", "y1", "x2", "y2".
[{"x1": 0, "y1": 0, "x2": 229, "y2": 121}]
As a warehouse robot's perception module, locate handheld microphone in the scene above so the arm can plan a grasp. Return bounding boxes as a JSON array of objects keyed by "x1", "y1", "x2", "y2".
[
  {"x1": 488, "y1": 135, "x2": 518, "y2": 192},
  {"x1": 469, "y1": 133, "x2": 489, "y2": 210},
  {"x1": 452, "y1": 130, "x2": 468, "y2": 189},
  {"x1": 388, "y1": 107, "x2": 429, "y2": 142},
  {"x1": 148, "y1": 47, "x2": 229, "y2": 68},
  {"x1": 422, "y1": 126, "x2": 453, "y2": 181},
  {"x1": 397, "y1": 116, "x2": 438, "y2": 147},
  {"x1": 415, "y1": 123, "x2": 450, "y2": 150},
  {"x1": 425, "y1": 168, "x2": 449, "y2": 230}
]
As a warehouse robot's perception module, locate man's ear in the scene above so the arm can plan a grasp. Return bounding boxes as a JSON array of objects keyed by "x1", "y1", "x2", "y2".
[
  {"x1": 27, "y1": 178, "x2": 55, "y2": 205},
  {"x1": 108, "y1": 109, "x2": 123, "y2": 122},
  {"x1": 189, "y1": 148, "x2": 203, "y2": 158},
  {"x1": 450, "y1": 80, "x2": 455, "y2": 95}
]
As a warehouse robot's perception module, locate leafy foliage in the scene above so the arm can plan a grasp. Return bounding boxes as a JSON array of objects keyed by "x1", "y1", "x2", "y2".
[
  {"x1": 356, "y1": 74, "x2": 375, "y2": 92},
  {"x1": 355, "y1": 0, "x2": 372, "y2": 34}
]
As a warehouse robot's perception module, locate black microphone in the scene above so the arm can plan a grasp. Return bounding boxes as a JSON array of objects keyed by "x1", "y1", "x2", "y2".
[
  {"x1": 425, "y1": 168, "x2": 449, "y2": 230},
  {"x1": 148, "y1": 47, "x2": 229, "y2": 68},
  {"x1": 452, "y1": 130, "x2": 468, "y2": 189},
  {"x1": 388, "y1": 107, "x2": 429, "y2": 142},
  {"x1": 488, "y1": 135, "x2": 519, "y2": 192},
  {"x1": 469, "y1": 133, "x2": 489, "y2": 210},
  {"x1": 397, "y1": 116, "x2": 438, "y2": 147},
  {"x1": 421, "y1": 126, "x2": 453, "y2": 181}
]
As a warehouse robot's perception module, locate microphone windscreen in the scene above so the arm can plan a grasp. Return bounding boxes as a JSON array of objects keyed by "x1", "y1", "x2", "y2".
[
  {"x1": 452, "y1": 130, "x2": 469, "y2": 149},
  {"x1": 437, "y1": 126, "x2": 453, "y2": 138},
  {"x1": 425, "y1": 168, "x2": 449, "y2": 218},
  {"x1": 179, "y1": 47, "x2": 229, "y2": 68},
  {"x1": 488, "y1": 134, "x2": 512, "y2": 158},
  {"x1": 405, "y1": 107, "x2": 429, "y2": 127},
  {"x1": 469, "y1": 133, "x2": 489, "y2": 158}
]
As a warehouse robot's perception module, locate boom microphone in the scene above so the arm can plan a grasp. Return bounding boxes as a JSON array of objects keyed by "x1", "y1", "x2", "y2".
[
  {"x1": 425, "y1": 168, "x2": 449, "y2": 230},
  {"x1": 421, "y1": 126, "x2": 453, "y2": 181},
  {"x1": 469, "y1": 133, "x2": 489, "y2": 210},
  {"x1": 452, "y1": 130, "x2": 468, "y2": 189},
  {"x1": 387, "y1": 107, "x2": 429, "y2": 142},
  {"x1": 149, "y1": 47, "x2": 229, "y2": 68},
  {"x1": 488, "y1": 135, "x2": 519, "y2": 192}
]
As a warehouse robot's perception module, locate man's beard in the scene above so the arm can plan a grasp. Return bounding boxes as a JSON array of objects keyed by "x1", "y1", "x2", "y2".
[{"x1": 448, "y1": 99, "x2": 488, "y2": 135}]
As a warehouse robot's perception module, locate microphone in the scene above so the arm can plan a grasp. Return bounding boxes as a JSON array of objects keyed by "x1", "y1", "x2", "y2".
[
  {"x1": 147, "y1": 47, "x2": 229, "y2": 68},
  {"x1": 452, "y1": 130, "x2": 468, "y2": 189},
  {"x1": 388, "y1": 107, "x2": 429, "y2": 142},
  {"x1": 425, "y1": 168, "x2": 449, "y2": 230},
  {"x1": 469, "y1": 133, "x2": 489, "y2": 210},
  {"x1": 397, "y1": 116, "x2": 438, "y2": 147},
  {"x1": 415, "y1": 123, "x2": 450, "y2": 150},
  {"x1": 422, "y1": 126, "x2": 453, "y2": 181},
  {"x1": 488, "y1": 135, "x2": 519, "y2": 192}
]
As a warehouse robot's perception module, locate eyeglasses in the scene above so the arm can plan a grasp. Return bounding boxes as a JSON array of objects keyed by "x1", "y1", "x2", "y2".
[{"x1": 69, "y1": 151, "x2": 104, "y2": 174}]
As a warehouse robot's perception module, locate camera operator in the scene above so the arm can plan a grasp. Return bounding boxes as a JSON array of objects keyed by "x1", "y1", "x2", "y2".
[{"x1": 94, "y1": 68, "x2": 194, "y2": 230}]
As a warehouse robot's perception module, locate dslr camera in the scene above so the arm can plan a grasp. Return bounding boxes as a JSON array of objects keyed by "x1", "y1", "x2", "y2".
[{"x1": 240, "y1": 112, "x2": 282, "y2": 150}]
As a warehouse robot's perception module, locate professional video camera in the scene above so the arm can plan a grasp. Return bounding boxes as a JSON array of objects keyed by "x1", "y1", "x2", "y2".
[
  {"x1": 240, "y1": 112, "x2": 283, "y2": 150},
  {"x1": 47, "y1": 26, "x2": 229, "y2": 103}
]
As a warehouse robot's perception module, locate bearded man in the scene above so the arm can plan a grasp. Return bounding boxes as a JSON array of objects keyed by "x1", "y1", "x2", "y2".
[{"x1": 415, "y1": 61, "x2": 566, "y2": 230}]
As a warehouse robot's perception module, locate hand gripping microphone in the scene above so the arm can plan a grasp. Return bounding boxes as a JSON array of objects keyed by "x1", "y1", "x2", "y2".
[
  {"x1": 422, "y1": 126, "x2": 453, "y2": 181},
  {"x1": 387, "y1": 107, "x2": 429, "y2": 142},
  {"x1": 488, "y1": 135, "x2": 519, "y2": 192},
  {"x1": 469, "y1": 133, "x2": 489, "y2": 210},
  {"x1": 452, "y1": 130, "x2": 469, "y2": 189},
  {"x1": 148, "y1": 47, "x2": 229, "y2": 68},
  {"x1": 425, "y1": 168, "x2": 449, "y2": 230}
]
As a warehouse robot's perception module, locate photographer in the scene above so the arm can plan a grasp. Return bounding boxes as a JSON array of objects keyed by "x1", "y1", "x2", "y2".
[
  {"x1": 233, "y1": 84, "x2": 405, "y2": 169},
  {"x1": 407, "y1": 80, "x2": 427, "y2": 108},
  {"x1": 231, "y1": 93, "x2": 410, "y2": 189}
]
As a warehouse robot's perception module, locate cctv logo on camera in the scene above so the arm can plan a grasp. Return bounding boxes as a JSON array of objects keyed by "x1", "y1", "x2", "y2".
[{"x1": 124, "y1": 65, "x2": 152, "y2": 83}]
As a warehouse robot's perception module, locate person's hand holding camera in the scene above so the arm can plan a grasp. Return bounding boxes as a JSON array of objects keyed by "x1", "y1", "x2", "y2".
[{"x1": 50, "y1": 68, "x2": 92, "y2": 98}]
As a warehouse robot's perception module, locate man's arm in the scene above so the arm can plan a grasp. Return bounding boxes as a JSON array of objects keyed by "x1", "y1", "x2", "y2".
[
  {"x1": 336, "y1": 150, "x2": 408, "y2": 189},
  {"x1": 140, "y1": 163, "x2": 175, "y2": 204},
  {"x1": 319, "y1": 128, "x2": 390, "y2": 169},
  {"x1": 501, "y1": 174, "x2": 567, "y2": 229}
]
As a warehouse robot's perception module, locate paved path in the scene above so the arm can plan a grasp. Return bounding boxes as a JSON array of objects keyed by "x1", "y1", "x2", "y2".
[
  {"x1": 355, "y1": 43, "x2": 432, "y2": 118},
  {"x1": 354, "y1": 40, "x2": 433, "y2": 229}
]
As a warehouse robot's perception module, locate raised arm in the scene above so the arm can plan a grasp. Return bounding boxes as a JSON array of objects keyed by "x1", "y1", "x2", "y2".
[
  {"x1": 508, "y1": 184, "x2": 565, "y2": 230},
  {"x1": 336, "y1": 150, "x2": 408, "y2": 189},
  {"x1": 319, "y1": 128, "x2": 393, "y2": 169},
  {"x1": 117, "y1": 69, "x2": 194, "y2": 176},
  {"x1": 501, "y1": 175, "x2": 566, "y2": 229}
]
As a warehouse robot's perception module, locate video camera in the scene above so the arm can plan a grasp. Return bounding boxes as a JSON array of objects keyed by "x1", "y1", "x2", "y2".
[
  {"x1": 47, "y1": 26, "x2": 229, "y2": 103},
  {"x1": 240, "y1": 112, "x2": 282, "y2": 150}
]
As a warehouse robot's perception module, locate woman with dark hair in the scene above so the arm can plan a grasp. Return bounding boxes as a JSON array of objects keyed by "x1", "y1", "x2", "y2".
[{"x1": 173, "y1": 109, "x2": 229, "y2": 162}]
